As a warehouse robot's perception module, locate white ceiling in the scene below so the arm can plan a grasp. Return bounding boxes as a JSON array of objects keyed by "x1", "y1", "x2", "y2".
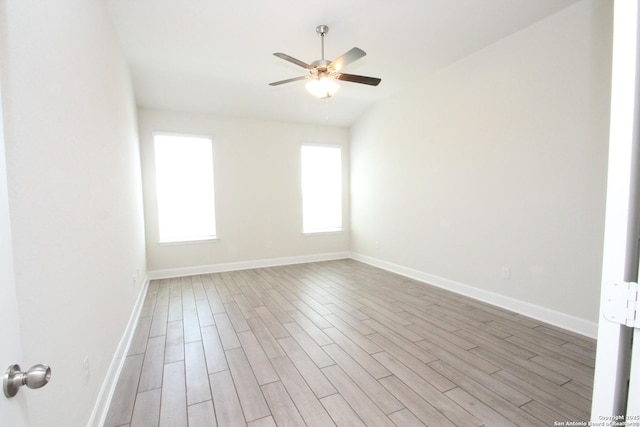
[{"x1": 106, "y1": 0, "x2": 580, "y2": 128}]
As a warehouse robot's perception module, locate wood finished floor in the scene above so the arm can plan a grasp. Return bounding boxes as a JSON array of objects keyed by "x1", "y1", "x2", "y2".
[{"x1": 104, "y1": 259, "x2": 596, "y2": 427}]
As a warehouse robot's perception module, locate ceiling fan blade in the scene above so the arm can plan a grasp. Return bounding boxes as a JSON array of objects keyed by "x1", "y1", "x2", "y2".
[
  {"x1": 329, "y1": 47, "x2": 366, "y2": 71},
  {"x1": 273, "y1": 52, "x2": 312, "y2": 70},
  {"x1": 335, "y1": 73, "x2": 381, "y2": 86},
  {"x1": 269, "y1": 76, "x2": 310, "y2": 86}
]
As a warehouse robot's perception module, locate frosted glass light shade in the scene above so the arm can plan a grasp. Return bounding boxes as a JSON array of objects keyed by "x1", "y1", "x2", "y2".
[{"x1": 306, "y1": 77, "x2": 340, "y2": 98}]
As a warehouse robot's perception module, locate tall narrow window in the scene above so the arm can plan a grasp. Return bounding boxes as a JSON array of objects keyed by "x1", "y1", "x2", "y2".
[
  {"x1": 301, "y1": 144, "x2": 342, "y2": 233},
  {"x1": 154, "y1": 133, "x2": 216, "y2": 242}
]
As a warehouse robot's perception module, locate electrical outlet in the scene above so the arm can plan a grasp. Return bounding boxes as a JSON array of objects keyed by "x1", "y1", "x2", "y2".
[
  {"x1": 132, "y1": 269, "x2": 140, "y2": 286},
  {"x1": 502, "y1": 267, "x2": 511, "y2": 280},
  {"x1": 82, "y1": 355, "x2": 90, "y2": 381}
]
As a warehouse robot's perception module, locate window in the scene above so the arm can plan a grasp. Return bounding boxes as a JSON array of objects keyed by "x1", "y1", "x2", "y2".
[
  {"x1": 301, "y1": 144, "x2": 342, "y2": 233},
  {"x1": 154, "y1": 133, "x2": 216, "y2": 243}
]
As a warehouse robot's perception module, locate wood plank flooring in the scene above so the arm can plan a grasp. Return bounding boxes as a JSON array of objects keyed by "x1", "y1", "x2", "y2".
[{"x1": 104, "y1": 259, "x2": 596, "y2": 426}]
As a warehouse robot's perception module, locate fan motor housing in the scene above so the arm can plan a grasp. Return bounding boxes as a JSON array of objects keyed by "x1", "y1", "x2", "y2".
[{"x1": 310, "y1": 59, "x2": 331, "y2": 71}]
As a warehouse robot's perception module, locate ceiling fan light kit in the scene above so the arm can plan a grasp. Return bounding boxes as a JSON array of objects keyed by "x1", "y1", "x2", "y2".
[
  {"x1": 306, "y1": 77, "x2": 340, "y2": 99},
  {"x1": 270, "y1": 25, "x2": 381, "y2": 99}
]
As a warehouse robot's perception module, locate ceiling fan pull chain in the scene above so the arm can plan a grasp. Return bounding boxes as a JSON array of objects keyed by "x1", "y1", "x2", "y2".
[{"x1": 324, "y1": 97, "x2": 330, "y2": 122}]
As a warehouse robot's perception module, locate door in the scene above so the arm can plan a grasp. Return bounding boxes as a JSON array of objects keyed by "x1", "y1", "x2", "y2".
[
  {"x1": 592, "y1": 0, "x2": 640, "y2": 421},
  {"x1": 0, "y1": 77, "x2": 29, "y2": 426}
]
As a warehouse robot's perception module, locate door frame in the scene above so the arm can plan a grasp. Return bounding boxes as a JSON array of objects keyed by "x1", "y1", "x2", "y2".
[{"x1": 591, "y1": 0, "x2": 640, "y2": 420}]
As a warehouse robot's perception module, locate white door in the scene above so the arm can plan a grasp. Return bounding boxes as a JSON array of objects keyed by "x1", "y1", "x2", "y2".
[
  {"x1": 0, "y1": 77, "x2": 29, "y2": 426},
  {"x1": 591, "y1": 0, "x2": 640, "y2": 421}
]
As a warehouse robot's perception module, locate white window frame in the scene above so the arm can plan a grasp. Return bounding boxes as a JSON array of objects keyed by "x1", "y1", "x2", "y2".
[
  {"x1": 153, "y1": 132, "x2": 217, "y2": 244},
  {"x1": 300, "y1": 143, "x2": 343, "y2": 234}
]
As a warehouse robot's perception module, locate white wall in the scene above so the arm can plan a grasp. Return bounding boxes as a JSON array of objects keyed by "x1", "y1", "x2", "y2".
[
  {"x1": 350, "y1": 0, "x2": 612, "y2": 331},
  {"x1": 0, "y1": 1, "x2": 146, "y2": 425},
  {"x1": 138, "y1": 109, "x2": 349, "y2": 274}
]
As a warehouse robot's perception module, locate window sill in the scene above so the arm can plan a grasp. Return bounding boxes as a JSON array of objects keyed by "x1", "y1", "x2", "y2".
[
  {"x1": 159, "y1": 236, "x2": 218, "y2": 246},
  {"x1": 302, "y1": 229, "x2": 344, "y2": 236}
]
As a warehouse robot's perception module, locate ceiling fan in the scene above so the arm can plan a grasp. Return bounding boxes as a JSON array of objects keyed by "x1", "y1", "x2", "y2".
[{"x1": 269, "y1": 25, "x2": 382, "y2": 99}]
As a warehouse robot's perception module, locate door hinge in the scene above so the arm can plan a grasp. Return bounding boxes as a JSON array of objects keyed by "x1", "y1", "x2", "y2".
[{"x1": 603, "y1": 281, "x2": 640, "y2": 328}]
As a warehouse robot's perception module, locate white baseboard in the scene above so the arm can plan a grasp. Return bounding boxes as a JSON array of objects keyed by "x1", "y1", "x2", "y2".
[
  {"x1": 87, "y1": 275, "x2": 150, "y2": 427},
  {"x1": 148, "y1": 251, "x2": 351, "y2": 280},
  {"x1": 350, "y1": 252, "x2": 598, "y2": 339}
]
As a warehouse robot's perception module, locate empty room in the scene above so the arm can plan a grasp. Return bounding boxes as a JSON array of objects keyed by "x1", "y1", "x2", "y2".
[{"x1": 1, "y1": 0, "x2": 637, "y2": 426}]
